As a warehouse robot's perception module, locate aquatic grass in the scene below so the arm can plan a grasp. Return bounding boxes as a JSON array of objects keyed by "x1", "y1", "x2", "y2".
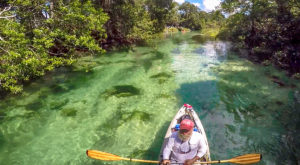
[
  {"x1": 150, "y1": 72, "x2": 172, "y2": 79},
  {"x1": 103, "y1": 85, "x2": 141, "y2": 99},
  {"x1": 49, "y1": 99, "x2": 69, "y2": 110},
  {"x1": 60, "y1": 108, "x2": 77, "y2": 117},
  {"x1": 25, "y1": 100, "x2": 44, "y2": 111}
]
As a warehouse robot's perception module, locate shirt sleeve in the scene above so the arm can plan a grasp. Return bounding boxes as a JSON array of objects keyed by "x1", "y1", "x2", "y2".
[
  {"x1": 196, "y1": 134, "x2": 207, "y2": 158},
  {"x1": 163, "y1": 133, "x2": 175, "y2": 160}
]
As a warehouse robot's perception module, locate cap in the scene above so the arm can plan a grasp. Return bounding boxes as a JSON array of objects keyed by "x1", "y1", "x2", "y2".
[
  {"x1": 183, "y1": 104, "x2": 193, "y2": 109},
  {"x1": 180, "y1": 119, "x2": 194, "y2": 131}
]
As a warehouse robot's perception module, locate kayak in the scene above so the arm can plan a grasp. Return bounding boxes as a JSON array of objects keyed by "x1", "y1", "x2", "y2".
[{"x1": 159, "y1": 104, "x2": 211, "y2": 164}]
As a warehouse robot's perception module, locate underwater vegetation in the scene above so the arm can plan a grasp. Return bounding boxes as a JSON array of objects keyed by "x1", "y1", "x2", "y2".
[
  {"x1": 50, "y1": 99, "x2": 70, "y2": 110},
  {"x1": 50, "y1": 84, "x2": 70, "y2": 93},
  {"x1": 60, "y1": 108, "x2": 77, "y2": 117},
  {"x1": 25, "y1": 100, "x2": 44, "y2": 111},
  {"x1": 191, "y1": 34, "x2": 214, "y2": 44},
  {"x1": 103, "y1": 85, "x2": 141, "y2": 99},
  {"x1": 150, "y1": 72, "x2": 173, "y2": 84},
  {"x1": 150, "y1": 72, "x2": 172, "y2": 79}
]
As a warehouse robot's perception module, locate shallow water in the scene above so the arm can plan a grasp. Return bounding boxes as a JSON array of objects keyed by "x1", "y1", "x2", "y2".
[{"x1": 0, "y1": 32, "x2": 299, "y2": 165}]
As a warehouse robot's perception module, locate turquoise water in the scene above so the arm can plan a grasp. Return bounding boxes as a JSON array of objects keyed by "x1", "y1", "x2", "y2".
[{"x1": 0, "y1": 32, "x2": 299, "y2": 165}]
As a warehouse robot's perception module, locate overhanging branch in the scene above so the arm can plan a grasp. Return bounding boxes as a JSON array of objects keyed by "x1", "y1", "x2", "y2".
[{"x1": 0, "y1": 5, "x2": 16, "y2": 19}]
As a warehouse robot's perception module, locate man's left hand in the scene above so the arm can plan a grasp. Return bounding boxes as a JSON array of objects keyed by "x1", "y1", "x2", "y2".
[
  {"x1": 184, "y1": 159, "x2": 196, "y2": 165},
  {"x1": 184, "y1": 156, "x2": 200, "y2": 165}
]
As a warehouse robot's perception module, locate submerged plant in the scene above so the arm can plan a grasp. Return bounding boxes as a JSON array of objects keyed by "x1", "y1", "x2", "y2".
[
  {"x1": 61, "y1": 108, "x2": 77, "y2": 117},
  {"x1": 103, "y1": 85, "x2": 141, "y2": 99}
]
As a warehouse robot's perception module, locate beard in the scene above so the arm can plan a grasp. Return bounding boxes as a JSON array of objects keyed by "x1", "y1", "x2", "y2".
[{"x1": 178, "y1": 132, "x2": 192, "y2": 141}]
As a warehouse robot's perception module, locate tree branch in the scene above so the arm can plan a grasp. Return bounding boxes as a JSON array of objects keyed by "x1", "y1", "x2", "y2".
[
  {"x1": 0, "y1": 46, "x2": 10, "y2": 55},
  {"x1": 0, "y1": 15, "x2": 16, "y2": 19},
  {"x1": 0, "y1": 5, "x2": 16, "y2": 19},
  {"x1": 0, "y1": 5, "x2": 12, "y2": 15}
]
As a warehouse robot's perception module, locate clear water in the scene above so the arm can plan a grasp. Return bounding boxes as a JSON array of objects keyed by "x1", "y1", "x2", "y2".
[{"x1": 0, "y1": 32, "x2": 299, "y2": 165}]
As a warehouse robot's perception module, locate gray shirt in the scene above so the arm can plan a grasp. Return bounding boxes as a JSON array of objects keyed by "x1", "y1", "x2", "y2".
[{"x1": 163, "y1": 131, "x2": 207, "y2": 163}]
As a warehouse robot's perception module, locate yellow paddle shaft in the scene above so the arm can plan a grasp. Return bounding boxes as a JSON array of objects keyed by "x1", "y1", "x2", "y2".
[{"x1": 121, "y1": 157, "x2": 159, "y2": 163}]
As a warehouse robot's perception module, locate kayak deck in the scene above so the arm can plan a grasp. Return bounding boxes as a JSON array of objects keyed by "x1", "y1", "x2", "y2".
[{"x1": 159, "y1": 105, "x2": 211, "y2": 164}]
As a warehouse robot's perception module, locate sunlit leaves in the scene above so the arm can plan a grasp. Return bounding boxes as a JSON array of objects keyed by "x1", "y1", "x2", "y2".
[{"x1": 0, "y1": 0, "x2": 108, "y2": 94}]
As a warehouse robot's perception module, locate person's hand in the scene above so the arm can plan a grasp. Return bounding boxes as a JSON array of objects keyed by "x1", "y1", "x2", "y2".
[
  {"x1": 162, "y1": 159, "x2": 170, "y2": 165},
  {"x1": 184, "y1": 159, "x2": 195, "y2": 165}
]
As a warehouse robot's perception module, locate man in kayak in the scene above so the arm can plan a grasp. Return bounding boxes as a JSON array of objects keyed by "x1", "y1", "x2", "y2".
[{"x1": 162, "y1": 119, "x2": 207, "y2": 165}]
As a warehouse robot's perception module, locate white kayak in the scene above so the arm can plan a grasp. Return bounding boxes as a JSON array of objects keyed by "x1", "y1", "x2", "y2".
[{"x1": 159, "y1": 104, "x2": 211, "y2": 164}]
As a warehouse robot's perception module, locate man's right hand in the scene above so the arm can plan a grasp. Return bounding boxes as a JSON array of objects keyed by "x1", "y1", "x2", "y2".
[{"x1": 162, "y1": 159, "x2": 170, "y2": 165}]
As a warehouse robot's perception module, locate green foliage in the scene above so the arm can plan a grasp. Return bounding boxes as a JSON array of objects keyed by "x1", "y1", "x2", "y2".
[
  {"x1": 0, "y1": 0, "x2": 108, "y2": 94},
  {"x1": 126, "y1": 6, "x2": 156, "y2": 41},
  {"x1": 179, "y1": 2, "x2": 203, "y2": 30},
  {"x1": 146, "y1": 0, "x2": 173, "y2": 32},
  {"x1": 97, "y1": 0, "x2": 172, "y2": 47},
  {"x1": 220, "y1": 0, "x2": 300, "y2": 73},
  {"x1": 0, "y1": 0, "x2": 230, "y2": 96},
  {"x1": 165, "y1": 2, "x2": 181, "y2": 27}
]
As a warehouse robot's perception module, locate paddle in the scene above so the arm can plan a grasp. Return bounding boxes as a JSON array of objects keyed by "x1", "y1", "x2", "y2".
[{"x1": 86, "y1": 150, "x2": 262, "y2": 164}]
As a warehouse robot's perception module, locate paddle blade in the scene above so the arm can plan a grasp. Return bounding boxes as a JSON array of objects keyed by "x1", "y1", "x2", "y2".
[
  {"x1": 86, "y1": 150, "x2": 124, "y2": 161},
  {"x1": 229, "y1": 154, "x2": 262, "y2": 164}
]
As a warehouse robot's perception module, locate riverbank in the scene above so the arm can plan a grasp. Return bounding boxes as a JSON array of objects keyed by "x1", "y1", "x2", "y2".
[{"x1": 230, "y1": 45, "x2": 300, "y2": 80}]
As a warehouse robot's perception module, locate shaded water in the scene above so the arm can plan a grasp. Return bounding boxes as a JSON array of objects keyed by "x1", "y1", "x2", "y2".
[{"x1": 0, "y1": 32, "x2": 299, "y2": 165}]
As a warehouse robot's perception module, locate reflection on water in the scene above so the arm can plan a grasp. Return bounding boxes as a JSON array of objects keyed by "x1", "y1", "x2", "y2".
[{"x1": 0, "y1": 32, "x2": 299, "y2": 165}]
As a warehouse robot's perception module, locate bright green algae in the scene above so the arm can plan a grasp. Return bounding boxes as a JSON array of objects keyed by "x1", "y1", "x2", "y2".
[{"x1": 0, "y1": 32, "x2": 299, "y2": 165}]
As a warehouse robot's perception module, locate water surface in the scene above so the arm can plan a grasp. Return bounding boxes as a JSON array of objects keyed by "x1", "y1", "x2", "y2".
[{"x1": 0, "y1": 32, "x2": 299, "y2": 165}]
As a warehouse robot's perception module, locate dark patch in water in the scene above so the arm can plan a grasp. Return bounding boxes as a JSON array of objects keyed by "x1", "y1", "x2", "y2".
[
  {"x1": 155, "y1": 51, "x2": 165, "y2": 59},
  {"x1": 225, "y1": 124, "x2": 236, "y2": 133},
  {"x1": 0, "y1": 131, "x2": 5, "y2": 150},
  {"x1": 158, "y1": 93, "x2": 173, "y2": 99},
  {"x1": 103, "y1": 85, "x2": 141, "y2": 99},
  {"x1": 0, "y1": 111, "x2": 6, "y2": 122},
  {"x1": 25, "y1": 100, "x2": 44, "y2": 111},
  {"x1": 149, "y1": 50, "x2": 166, "y2": 60},
  {"x1": 158, "y1": 78, "x2": 167, "y2": 84},
  {"x1": 50, "y1": 99, "x2": 69, "y2": 110},
  {"x1": 38, "y1": 92, "x2": 48, "y2": 100},
  {"x1": 120, "y1": 110, "x2": 152, "y2": 122},
  {"x1": 192, "y1": 47, "x2": 205, "y2": 54},
  {"x1": 172, "y1": 36, "x2": 185, "y2": 44},
  {"x1": 150, "y1": 72, "x2": 172, "y2": 79},
  {"x1": 191, "y1": 35, "x2": 206, "y2": 44},
  {"x1": 61, "y1": 108, "x2": 77, "y2": 117},
  {"x1": 150, "y1": 73, "x2": 172, "y2": 84},
  {"x1": 276, "y1": 101, "x2": 284, "y2": 105},
  {"x1": 270, "y1": 76, "x2": 286, "y2": 87},
  {"x1": 50, "y1": 84, "x2": 69, "y2": 93},
  {"x1": 142, "y1": 60, "x2": 152, "y2": 72}
]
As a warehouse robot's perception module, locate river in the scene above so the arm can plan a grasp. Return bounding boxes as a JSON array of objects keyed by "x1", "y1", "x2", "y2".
[{"x1": 0, "y1": 32, "x2": 299, "y2": 165}]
